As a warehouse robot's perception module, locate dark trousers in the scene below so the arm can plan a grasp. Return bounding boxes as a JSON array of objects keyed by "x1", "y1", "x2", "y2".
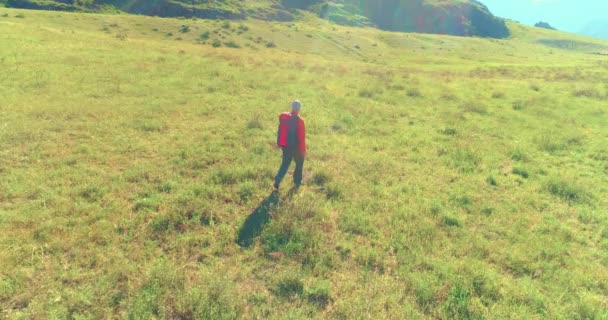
[{"x1": 274, "y1": 147, "x2": 304, "y2": 186}]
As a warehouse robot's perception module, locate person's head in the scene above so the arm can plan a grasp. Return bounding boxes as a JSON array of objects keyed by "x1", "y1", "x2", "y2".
[{"x1": 292, "y1": 100, "x2": 302, "y2": 113}]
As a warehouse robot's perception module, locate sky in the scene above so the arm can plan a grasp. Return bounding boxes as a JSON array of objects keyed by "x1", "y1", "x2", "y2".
[{"x1": 480, "y1": 0, "x2": 608, "y2": 34}]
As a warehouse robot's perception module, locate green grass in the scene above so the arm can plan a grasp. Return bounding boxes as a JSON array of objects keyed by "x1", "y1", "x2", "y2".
[{"x1": 1, "y1": 7, "x2": 608, "y2": 319}]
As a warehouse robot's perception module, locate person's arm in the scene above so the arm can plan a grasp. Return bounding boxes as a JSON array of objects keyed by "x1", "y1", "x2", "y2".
[{"x1": 297, "y1": 118, "x2": 306, "y2": 156}]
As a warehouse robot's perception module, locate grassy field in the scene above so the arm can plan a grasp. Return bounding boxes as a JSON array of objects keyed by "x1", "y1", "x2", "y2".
[{"x1": 1, "y1": 7, "x2": 608, "y2": 319}]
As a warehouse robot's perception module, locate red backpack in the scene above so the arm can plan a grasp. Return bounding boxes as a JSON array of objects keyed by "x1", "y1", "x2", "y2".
[{"x1": 277, "y1": 112, "x2": 299, "y2": 147}]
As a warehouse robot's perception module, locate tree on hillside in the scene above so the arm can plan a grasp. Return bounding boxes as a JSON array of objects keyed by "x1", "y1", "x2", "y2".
[
  {"x1": 73, "y1": 0, "x2": 93, "y2": 7},
  {"x1": 281, "y1": 0, "x2": 324, "y2": 9},
  {"x1": 468, "y1": 3, "x2": 510, "y2": 38},
  {"x1": 535, "y1": 21, "x2": 557, "y2": 30}
]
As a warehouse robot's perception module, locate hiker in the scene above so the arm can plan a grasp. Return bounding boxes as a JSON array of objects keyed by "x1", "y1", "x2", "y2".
[{"x1": 274, "y1": 100, "x2": 306, "y2": 190}]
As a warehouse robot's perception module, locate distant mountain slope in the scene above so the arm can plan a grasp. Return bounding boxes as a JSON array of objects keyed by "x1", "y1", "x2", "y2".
[
  {"x1": 6, "y1": 0, "x2": 510, "y2": 38},
  {"x1": 312, "y1": 0, "x2": 509, "y2": 38},
  {"x1": 580, "y1": 20, "x2": 608, "y2": 40}
]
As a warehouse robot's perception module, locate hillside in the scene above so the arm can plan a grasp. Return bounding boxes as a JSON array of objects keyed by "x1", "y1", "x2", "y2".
[
  {"x1": 1, "y1": 6, "x2": 608, "y2": 320},
  {"x1": 315, "y1": 0, "x2": 509, "y2": 38},
  {"x1": 5, "y1": 0, "x2": 510, "y2": 38}
]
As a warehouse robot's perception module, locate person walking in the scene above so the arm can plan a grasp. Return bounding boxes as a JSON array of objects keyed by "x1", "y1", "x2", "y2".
[{"x1": 274, "y1": 100, "x2": 306, "y2": 190}]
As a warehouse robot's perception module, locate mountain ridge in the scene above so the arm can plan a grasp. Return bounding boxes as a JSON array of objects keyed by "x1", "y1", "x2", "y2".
[{"x1": 5, "y1": 0, "x2": 510, "y2": 38}]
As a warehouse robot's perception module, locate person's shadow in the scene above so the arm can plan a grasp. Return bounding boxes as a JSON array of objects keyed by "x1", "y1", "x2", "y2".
[{"x1": 237, "y1": 190, "x2": 280, "y2": 248}]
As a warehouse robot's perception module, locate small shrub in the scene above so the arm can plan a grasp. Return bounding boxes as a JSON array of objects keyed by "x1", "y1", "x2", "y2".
[
  {"x1": 246, "y1": 113, "x2": 263, "y2": 129},
  {"x1": 179, "y1": 25, "x2": 190, "y2": 33},
  {"x1": 237, "y1": 182, "x2": 256, "y2": 202},
  {"x1": 166, "y1": 32, "x2": 173, "y2": 37},
  {"x1": 512, "y1": 167, "x2": 529, "y2": 178},
  {"x1": 481, "y1": 207, "x2": 495, "y2": 215},
  {"x1": 124, "y1": 166, "x2": 155, "y2": 183},
  {"x1": 221, "y1": 21, "x2": 231, "y2": 29},
  {"x1": 311, "y1": 171, "x2": 331, "y2": 186},
  {"x1": 238, "y1": 24, "x2": 249, "y2": 32},
  {"x1": 111, "y1": 291, "x2": 125, "y2": 307},
  {"x1": 354, "y1": 247, "x2": 385, "y2": 272},
  {"x1": 407, "y1": 88, "x2": 421, "y2": 97},
  {"x1": 573, "y1": 88, "x2": 602, "y2": 99},
  {"x1": 566, "y1": 135, "x2": 585, "y2": 147},
  {"x1": 134, "y1": 193, "x2": 161, "y2": 212},
  {"x1": 199, "y1": 31, "x2": 210, "y2": 40},
  {"x1": 306, "y1": 280, "x2": 331, "y2": 307},
  {"x1": 261, "y1": 195, "x2": 326, "y2": 260},
  {"x1": 577, "y1": 208, "x2": 600, "y2": 224},
  {"x1": 274, "y1": 275, "x2": 304, "y2": 299},
  {"x1": 492, "y1": 92, "x2": 505, "y2": 99},
  {"x1": 331, "y1": 123, "x2": 344, "y2": 132},
  {"x1": 429, "y1": 200, "x2": 443, "y2": 216},
  {"x1": 212, "y1": 39, "x2": 221, "y2": 48},
  {"x1": 211, "y1": 168, "x2": 256, "y2": 185},
  {"x1": 127, "y1": 277, "x2": 164, "y2": 318},
  {"x1": 441, "y1": 214, "x2": 461, "y2": 227},
  {"x1": 452, "y1": 195, "x2": 472, "y2": 211},
  {"x1": 440, "y1": 128, "x2": 457, "y2": 136},
  {"x1": 358, "y1": 88, "x2": 374, "y2": 98},
  {"x1": 339, "y1": 211, "x2": 374, "y2": 236},
  {"x1": 15, "y1": 13, "x2": 25, "y2": 18},
  {"x1": 537, "y1": 135, "x2": 565, "y2": 153},
  {"x1": 412, "y1": 279, "x2": 436, "y2": 310},
  {"x1": 512, "y1": 101, "x2": 525, "y2": 110},
  {"x1": 224, "y1": 41, "x2": 240, "y2": 48},
  {"x1": 158, "y1": 182, "x2": 175, "y2": 193},
  {"x1": 150, "y1": 215, "x2": 170, "y2": 235},
  {"x1": 33, "y1": 227, "x2": 49, "y2": 242},
  {"x1": 172, "y1": 281, "x2": 244, "y2": 319},
  {"x1": 486, "y1": 175, "x2": 497, "y2": 186},
  {"x1": 449, "y1": 149, "x2": 480, "y2": 174},
  {"x1": 149, "y1": 213, "x2": 184, "y2": 236},
  {"x1": 78, "y1": 185, "x2": 106, "y2": 202},
  {"x1": 545, "y1": 178, "x2": 591, "y2": 204},
  {"x1": 441, "y1": 92, "x2": 457, "y2": 100},
  {"x1": 462, "y1": 103, "x2": 487, "y2": 114},
  {"x1": 1, "y1": 13, "x2": 9, "y2": 18},
  {"x1": 530, "y1": 84, "x2": 541, "y2": 92},
  {"x1": 173, "y1": 187, "x2": 218, "y2": 225},
  {"x1": 510, "y1": 148, "x2": 528, "y2": 161},
  {"x1": 135, "y1": 119, "x2": 166, "y2": 132},
  {"x1": 325, "y1": 183, "x2": 343, "y2": 200},
  {"x1": 266, "y1": 41, "x2": 276, "y2": 48},
  {"x1": 444, "y1": 284, "x2": 477, "y2": 319}
]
